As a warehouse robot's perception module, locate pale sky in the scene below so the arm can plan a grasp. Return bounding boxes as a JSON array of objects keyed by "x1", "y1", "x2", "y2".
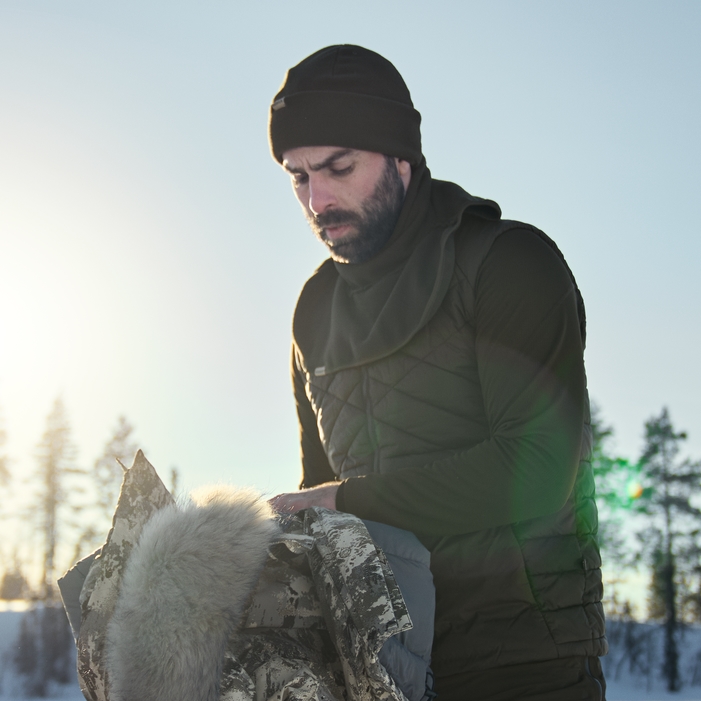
[{"x1": 1, "y1": 1, "x2": 700, "y2": 582}]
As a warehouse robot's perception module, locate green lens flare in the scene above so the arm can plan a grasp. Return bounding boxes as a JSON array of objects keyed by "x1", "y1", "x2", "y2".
[{"x1": 627, "y1": 481, "x2": 644, "y2": 500}]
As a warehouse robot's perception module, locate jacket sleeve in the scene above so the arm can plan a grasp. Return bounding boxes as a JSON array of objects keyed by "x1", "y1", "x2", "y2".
[
  {"x1": 335, "y1": 229, "x2": 586, "y2": 537},
  {"x1": 292, "y1": 348, "x2": 337, "y2": 489}
]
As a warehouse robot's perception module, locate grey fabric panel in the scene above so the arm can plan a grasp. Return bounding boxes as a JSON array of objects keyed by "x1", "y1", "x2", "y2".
[
  {"x1": 363, "y1": 519, "x2": 434, "y2": 660},
  {"x1": 379, "y1": 637, "x2": 431, "y2": 701},
  {"x1": 57, "y1": 549, "x2": 100, "y2": 640},
  {"x1": 363, "y1": 519, "x2": 435, "y2": 701},
  {"x1": 363, "y1": 519, "x2": 430, "y2": 568}
]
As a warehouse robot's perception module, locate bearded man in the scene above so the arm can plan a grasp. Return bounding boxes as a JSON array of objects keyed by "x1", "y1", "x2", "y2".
[{"x1": 269, "y1": 45, "x2": 607, "y2": 701}]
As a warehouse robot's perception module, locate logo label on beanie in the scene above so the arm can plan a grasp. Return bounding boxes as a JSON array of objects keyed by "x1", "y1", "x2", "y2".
[{"x1": 272, "y1": 98, "x2": 286, "y2": 111}]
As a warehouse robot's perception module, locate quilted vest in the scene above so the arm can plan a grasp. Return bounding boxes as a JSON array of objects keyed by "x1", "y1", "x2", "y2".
[{"x1": 295, "y1": 214, "x2": 607, "y2": 674}]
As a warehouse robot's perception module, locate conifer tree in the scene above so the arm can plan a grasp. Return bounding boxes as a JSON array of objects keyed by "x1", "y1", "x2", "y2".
[
  {"x1": 93, "y1": 415, "x2": 137, "y2": 522},
  {"x1": 170, "y1": 465, "x2": 180, "y2": 499},
  {"x1": 0, "y1": 551, "x2": 30, "y2": 600},
  {"x1": 590, "y1": 404, "x2": 646, "y2": 566},
  {"x1": 34, "y1": 397, "x2": 80, "y2": 600},
  {"x1": 0, "y1": 410, "x2": 9, "y2": 488},
  {"x1": 69, "y1": 416, "x2": 137, "y2": 560},
  {"x1": 13, "y1": 604, "x2": 73, "y2": 696},
  {"x1": 0, "y1": 409, "x2": 11, "y2": 582},
  {"x1": 11, "y1": 399, "x2": 80, "y2": 695},
  {"x1": 636, "y1": 408, "x2": 701, "y2": 692}
]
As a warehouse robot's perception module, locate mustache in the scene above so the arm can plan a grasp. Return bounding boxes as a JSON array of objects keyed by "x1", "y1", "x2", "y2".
[{"x1": 312, "y1": 209, "x2": 363, "y2": 229}]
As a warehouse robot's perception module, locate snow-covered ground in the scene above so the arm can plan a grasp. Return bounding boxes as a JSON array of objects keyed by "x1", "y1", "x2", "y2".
[
  {"x1": 2, "y1": 606, "x2": 701, "y2": 700},
  {"x1": 0, "y1": 607, "x2": 83, "y2": 701},
  {"x1": 602, "y1": 620, "x2": 701, "y2": 700}
]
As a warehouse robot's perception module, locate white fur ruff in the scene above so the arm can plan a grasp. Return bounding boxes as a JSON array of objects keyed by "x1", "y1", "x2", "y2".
[{"x1": 105, "y1": 486, "x2": 279, "y2": 701}]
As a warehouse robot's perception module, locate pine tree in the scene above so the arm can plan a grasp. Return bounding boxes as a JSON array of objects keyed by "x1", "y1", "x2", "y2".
[
  {"x1": 11, "y1": 398, "x2": 80, "y2": 696},
  {"x1": 93, "y1": 416, "x2": 136, "y2": 522},
  {"x1": 636, "y1": 407, "x2": 701, "y2": 692},
  {"x1": 170, "y1": 465, "x2": 180, "y2": 499},
  {"x1": 590, "y1": 404, "x2": 647, "y2": 567},
  {"x1": 34, "y1": 397, "x2": 80, "y2": 601},
  {"x1": 13, "y1": 604, "x2": 73, "y2": 697},
  {"x1": 0, "y1": 409, "x2": 12, "y2": 586},
  {"x1": 0, "y1": 410, "x2": 9, "y2": 488},
  {"x1": 0, "y1": 552, "x2": 30, "y2": 600},
  {"x1": 69, "y1": 416, "x2": 137, "y2": 561}
]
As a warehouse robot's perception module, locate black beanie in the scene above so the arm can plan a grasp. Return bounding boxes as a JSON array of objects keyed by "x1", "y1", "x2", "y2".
[{"x1": 269, "y1": 45, "x2": 422, "y2": 166}]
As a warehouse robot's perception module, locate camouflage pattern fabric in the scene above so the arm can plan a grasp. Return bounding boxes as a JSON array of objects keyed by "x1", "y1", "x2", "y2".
[
  {"x1": 74, "y1": 450, "x2": 174, "y2": 701},
  {"x1": 223, "y1": 510, "x2": 412, "y2": 701},
  {"x1": 301, "y1": 508, "x2": 412, "y2": 701},
  {"x1": 67, "y1": 453, "x2": 411, "y2": 701}
]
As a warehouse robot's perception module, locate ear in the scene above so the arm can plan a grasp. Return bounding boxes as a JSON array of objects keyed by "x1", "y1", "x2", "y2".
[{"x1": 396, "y1": 158, "x2": 412, "y2": 193}]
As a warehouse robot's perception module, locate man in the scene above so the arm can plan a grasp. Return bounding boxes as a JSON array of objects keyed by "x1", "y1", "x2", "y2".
[{"x1": 269, "y1": 45, "x2": 607, "y2": 701}]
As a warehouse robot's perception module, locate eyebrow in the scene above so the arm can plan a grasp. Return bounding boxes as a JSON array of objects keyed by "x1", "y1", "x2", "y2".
[{"x1": 283, "y1": 148, "x2": 354, "y2": 175}]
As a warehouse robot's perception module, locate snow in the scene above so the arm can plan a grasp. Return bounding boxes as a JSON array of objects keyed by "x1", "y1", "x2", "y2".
[
  {"x1": 3, "y1": 607, "x2": 701, "y2": 700},
  {"x1": 0, "y1": 607, "x2": 83, "y2": 701},
  {"x1": 601, "y1": 621, "x2": 701, "y2": 700},
  {"x1": 606, "y1": 682, "x2": 701, "y2": 701}
]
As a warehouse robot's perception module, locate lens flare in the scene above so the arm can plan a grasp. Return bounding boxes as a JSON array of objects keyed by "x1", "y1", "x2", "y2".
[{"x1": 627, "y1": 482, "x2": 644, "y2": 500}]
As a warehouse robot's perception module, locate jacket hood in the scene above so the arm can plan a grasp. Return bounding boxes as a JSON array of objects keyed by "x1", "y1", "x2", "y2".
[{"x1": 293, "y1": 161, "x2": 501, "y2": 375}]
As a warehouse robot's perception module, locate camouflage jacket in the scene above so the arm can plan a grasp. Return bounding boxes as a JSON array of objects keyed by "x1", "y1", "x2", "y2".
[{"x1": 60, "y1": 452, "x2": 423, "y2": 701}]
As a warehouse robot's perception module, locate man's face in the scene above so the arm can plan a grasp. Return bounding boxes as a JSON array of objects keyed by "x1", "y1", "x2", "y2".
[{"x1": 282, "y1": 146, "x2": 410, "y2": 264}]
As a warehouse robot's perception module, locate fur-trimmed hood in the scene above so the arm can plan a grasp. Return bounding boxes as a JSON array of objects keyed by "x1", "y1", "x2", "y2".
[
  {"x1": 60, "y1": 451, "x2": 433, "y2": 701},
  {"x1": 105, "y1": 486, "x2": 279, "y2": 701}
]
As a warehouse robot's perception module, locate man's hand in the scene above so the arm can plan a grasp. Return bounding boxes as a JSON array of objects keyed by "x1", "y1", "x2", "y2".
[{"x1": 269, "y1": 482, "x2": 340, "y2": 515}]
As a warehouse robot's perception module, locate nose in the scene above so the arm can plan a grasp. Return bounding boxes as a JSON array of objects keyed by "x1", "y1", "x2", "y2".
[{"x1": 307, "y1": 176, "x2": 337, "y2": 216}]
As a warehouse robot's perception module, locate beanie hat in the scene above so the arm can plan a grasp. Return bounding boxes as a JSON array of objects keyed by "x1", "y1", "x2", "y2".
[{"x1": 269, "y1": 45, "x2": 422, "y2": 166}]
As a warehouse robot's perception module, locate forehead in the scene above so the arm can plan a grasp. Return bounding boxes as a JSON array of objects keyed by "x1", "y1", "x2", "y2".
[{"x1": 281, "y1": 146, "x2": 380, "y2": 172}]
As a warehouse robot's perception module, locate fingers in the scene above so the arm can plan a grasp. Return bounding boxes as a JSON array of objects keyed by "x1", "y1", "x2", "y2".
[
  {"x1": 269, "y1": 483, "x2": 339, "y2": 514},
  {"x1": 269, "y1": 493, "x2": 298, "y2": 514},
  {"x1": 269, "y1": 494, "x2": 285, "y2": 512}
]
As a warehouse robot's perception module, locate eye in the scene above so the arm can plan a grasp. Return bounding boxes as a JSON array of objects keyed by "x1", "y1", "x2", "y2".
[
  {"x1": 330, "y1": 165, "x2": 353, "y2": 177},
  {"x1": 292, "y1": 173, "x2": 309, "y2": 187}
]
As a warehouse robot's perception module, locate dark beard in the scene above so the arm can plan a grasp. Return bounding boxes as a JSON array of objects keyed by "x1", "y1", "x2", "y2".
[{"x1": 306, "y1": 156, "x2": 405, "y2": 264}]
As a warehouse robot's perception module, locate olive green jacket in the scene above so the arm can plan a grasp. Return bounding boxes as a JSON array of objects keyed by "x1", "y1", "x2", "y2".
[{"x1": 292, "y1": 175, "x2": 607, "y2": 676}]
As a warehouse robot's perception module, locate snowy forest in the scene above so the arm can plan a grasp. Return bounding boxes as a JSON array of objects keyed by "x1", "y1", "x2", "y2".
[
  {"x1": 1, "y1": 398, "x2": 701, "y2": 699},
  {"x1": 0, "y1": 398, "x2": 180, "y2": 699}
]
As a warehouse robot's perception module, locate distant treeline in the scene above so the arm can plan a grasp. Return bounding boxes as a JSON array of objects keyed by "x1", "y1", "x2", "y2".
[
  {"x1": 0, "y1": 397, "x2": 699, "y2": 693},
  {"x1": 592, "y1": 404, "x2": 701, "y2": 692},
  {"x1": 0, "y1": 397, "x2": 179, "y2": 603}
]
